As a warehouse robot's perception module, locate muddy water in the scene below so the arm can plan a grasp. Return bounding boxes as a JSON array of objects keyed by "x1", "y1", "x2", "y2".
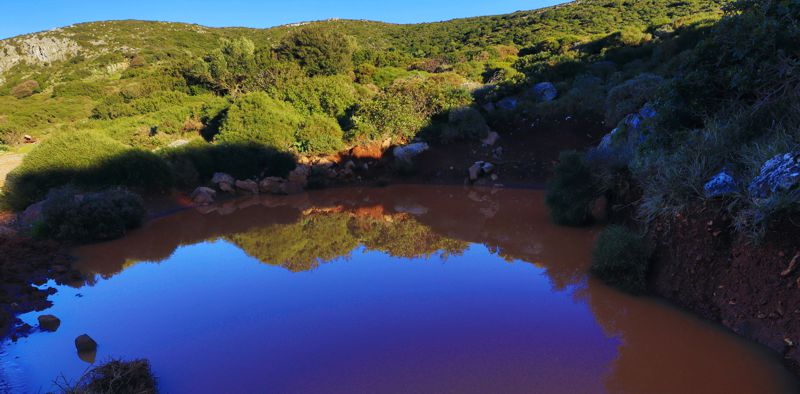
[{"x1": 1, "y1": 185, "x2": 798, "y2": 393}]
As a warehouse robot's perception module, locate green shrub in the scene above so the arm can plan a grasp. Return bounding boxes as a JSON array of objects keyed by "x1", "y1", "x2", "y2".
[
  {"x1": 591, "y1": 225, "x2": 651, "y2": 295},
  {"x1": 52, "y1": 81, "x2": 106, "y2": 99},
  {"x1": 545, "y1": 151, "x2": 600, "y2": 226},
  {"x1": 605, "y1": 73, "x2": 663, "y2": 125},
  {"x1": 215, "y1": 92, "x2": 304, "y2": 150},
  {"x1": 276, "y1": 26, "x2": 355, "y2": 76},
  {"x1": 295, "y1": 114, "x2": 345, "y2": 155},
  {"x1": 4, "y1": 131, "x2": 173, "y2": 210},
  {"x1": 34, "y1": 187, "x2": 146, "y2": 242},
  {"x1": 439, "y1": 106, "x2": 489, "y2": 143}
]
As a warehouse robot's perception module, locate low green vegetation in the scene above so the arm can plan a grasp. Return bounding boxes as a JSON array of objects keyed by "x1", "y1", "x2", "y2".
[
  {"x1": 590, "y1": 225, "x2": 651, "y2": 294},
  {"x1": 546, "y1": 151, "x2": 600, "y2": 226}
]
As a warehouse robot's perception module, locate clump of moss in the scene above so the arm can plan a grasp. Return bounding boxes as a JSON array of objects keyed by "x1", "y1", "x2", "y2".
[
  {"x1": 590, "y1": 225, "x2": 651, "y2": 295},
  {"x1": 545, "y1": 151, "x2": 600, "y2": 226}
]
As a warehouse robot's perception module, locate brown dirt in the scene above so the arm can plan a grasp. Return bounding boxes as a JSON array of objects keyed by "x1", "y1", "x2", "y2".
[{"x1": 650, "y1": 202, "x2": 800, "y2": 374}]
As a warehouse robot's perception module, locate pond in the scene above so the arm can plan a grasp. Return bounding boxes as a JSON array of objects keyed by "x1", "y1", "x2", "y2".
[{"x1": 1, "y1": 185, "x2": 798, "y2": 393}]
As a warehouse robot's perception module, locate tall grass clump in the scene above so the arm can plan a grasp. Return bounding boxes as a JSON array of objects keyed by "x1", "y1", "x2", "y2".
[
  {"x1": 591, "y1": 225, "x2": 651, "y2": 295},
  {"x1": 546, "y1": 151, "x2": 600, "y2": 226}
]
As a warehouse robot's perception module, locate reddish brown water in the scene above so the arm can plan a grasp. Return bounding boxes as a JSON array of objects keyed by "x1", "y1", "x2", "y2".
[{"x1": 1, "y1": 185, "x2": 798, "y2": 393}]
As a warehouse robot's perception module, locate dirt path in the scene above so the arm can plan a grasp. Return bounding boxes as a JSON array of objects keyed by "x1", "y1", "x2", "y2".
[{"x1": 0, "y1": 153, "x2": 23, "y2": 188}]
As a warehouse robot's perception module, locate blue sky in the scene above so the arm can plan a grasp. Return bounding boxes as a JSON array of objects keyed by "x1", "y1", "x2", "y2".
[{"x1": 1, "y1": 0, "x2": 568, "y2": 39}]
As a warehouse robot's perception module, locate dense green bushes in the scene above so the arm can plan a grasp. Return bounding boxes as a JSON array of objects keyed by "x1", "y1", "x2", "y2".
[
  {"x1": 276, "y1": 27, "x2": 355, "y2": 77},
  {"x1": 590, "y1": 225, "x2": 651, "y2": 295},
  {"x1": 296, "y1": 114, "x2": 345, "y2": 155},
  {"x1": 546, "y1": 151, "x2": 601, "y2": 226},
  {"x1": 215, "y1": 92, "x2": 303, "y2": 149},
  {"x1": 4, "y1": 131, "x2": 172, "y2": 210},
  {"x1": 34, "y1": 187, "x2": 146, "y2": 242}
]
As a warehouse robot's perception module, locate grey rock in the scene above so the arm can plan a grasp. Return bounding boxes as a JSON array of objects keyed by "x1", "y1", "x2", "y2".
[
  {"x1": 235, "y1": 179, "x2": 259, "y2": 194},
  {"x1": 211, "y1": 172, "x2": 235, "y2": 185},
  {"x1": 393, "y1": 142, "x2": 429, "y2": 164},
  {"x1": 704, "y1": 171, "x2": 738, "y2": 198},
  {"x1": 748, "y1": 152, "x2": 800, "y2": 198},
  {"x1": 191, "y1": 187, "x2": 216, "y2": 205}
]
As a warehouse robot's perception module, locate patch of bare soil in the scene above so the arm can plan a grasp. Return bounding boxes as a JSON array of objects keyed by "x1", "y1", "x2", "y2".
[{"x1": 650, "y1": 203, "x2": 800, "y2": 374}]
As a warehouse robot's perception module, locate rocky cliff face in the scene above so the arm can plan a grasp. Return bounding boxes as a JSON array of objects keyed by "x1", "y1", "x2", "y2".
[{"x1": 0, "y1": 31, "x2": 81, "y2": 82}]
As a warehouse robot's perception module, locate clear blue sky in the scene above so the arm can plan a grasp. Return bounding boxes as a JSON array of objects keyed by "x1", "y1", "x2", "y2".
[{"x1": 1, "y1": 0, "x2": 569, "y2": 39}]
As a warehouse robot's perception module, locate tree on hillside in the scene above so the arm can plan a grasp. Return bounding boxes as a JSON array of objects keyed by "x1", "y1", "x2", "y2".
[
  {"x1": 190, "y1": 37, "x2": 257, "y2": 96},
  {"x1": 276, "y1": 27, "x2": 355, "y2": 76}
]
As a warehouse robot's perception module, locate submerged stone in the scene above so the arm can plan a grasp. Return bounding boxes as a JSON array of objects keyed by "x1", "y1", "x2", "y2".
[{"x1": 75, "y1": 334, "x2": 98, "y2": 353}]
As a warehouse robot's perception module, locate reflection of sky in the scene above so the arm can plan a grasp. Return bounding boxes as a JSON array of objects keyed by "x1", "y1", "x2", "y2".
[{"x1": 2, "y1": 242, "x2": 618, "y2": 393}]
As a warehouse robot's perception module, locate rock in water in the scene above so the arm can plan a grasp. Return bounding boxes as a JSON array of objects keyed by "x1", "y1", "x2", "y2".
[
  {"x1": 191, "y1": 187, "x2": 216, "y2": 205},
  {"x1": 533, "y1": 82, "x2": 557, "y2": 101},
  {"x1": 235, "y1": 180, "x2": 259, "y2": 194},
  {"x1": 748, "y1": 152, "x2": 800, "y2": 199},
  {"x1": 38, "y1": 315, "x2": 61, "y2": 332},
  {"x1": 468, "y1": 162, "x2": 483, "y2": 181},
  {"x1": 75, "y1": 334, "x2": 98, "y2": 353},
  {"x1": 704, "y1": 171, "x2": 738, "y2": 198}
]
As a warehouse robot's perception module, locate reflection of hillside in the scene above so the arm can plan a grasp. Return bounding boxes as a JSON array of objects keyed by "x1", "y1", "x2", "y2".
[
  {"x1": 73, "y1": 185, "x2": 596, "y2": 287},
  {"x1": 226, "y1": 211, "x2": 466, "y2": 272}
]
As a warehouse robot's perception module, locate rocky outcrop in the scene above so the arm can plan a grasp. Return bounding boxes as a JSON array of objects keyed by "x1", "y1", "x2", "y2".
[
  {"x1": 0, "y1": 34, "x2": 80, "y2": 78},
  {"x1": 748, "y1": 151, "x2": 800, "y2": 199},
  {"x1": 587, "y1": 104, "x2": 657, "y2": 167}
]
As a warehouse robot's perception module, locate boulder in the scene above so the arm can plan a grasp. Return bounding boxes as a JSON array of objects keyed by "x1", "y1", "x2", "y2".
[
  {"x1": 748, "y1": 152, "x2": 800, "y2": 199},
  {"x1": 285, "y1": 165, "x2": 310, "y2": 194},
  {"x1": 259, "y1": 177, "x2": 287, "y2": 195},
  {"x1": 586, "y1": 104, "x2": 656, "y2": 168},
  {"x1": 75, "y1": 334, "x2": 97, "y2": 353},
  {"x1": 190, "y1": 187, "x2": 216, "y2": 205},
  {"x1": 393, "y1": 143, "x2": 429, "y2": 165},
  {"x1": 481, "y1": 131, "x2": 500, "y2": 146},
  {"x1": 212, "y1": 173, "x2": 236, "y2": 193},
  {"x1": 468, "y1": 161, "x2": 495, "y2": 182},
  {"x1": 211, "y1": 172, "x2": 234, "y2": 185},
  {"x1": 37, "y1": 315, "x2": 61, "y2": 332},
  {"x1": 482, "y1": 102, "x2": 496, "y2": 113},
  {"x1": 704, "y1": 171, "x2": 738, "y2": 198},
  {"x1": 468, "y1": 162, "x2": 482, "y2": 181},
  {"x1": 235, "y1": 179, "x2": 259, "y2": 194},
  {"x1": 532, "y1": 82, "x2": 558, "y2": 102},
  {"x1": 218, "y1": 182, "x2": 235, "y2": 193},
  {"x1": 496, "y1": 97, "x2": 518, "y2": 111}
]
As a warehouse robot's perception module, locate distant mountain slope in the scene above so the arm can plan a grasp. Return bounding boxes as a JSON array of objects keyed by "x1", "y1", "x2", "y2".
[{"x1": 0, "y1": 0, "x2": 725, "y2": 83}]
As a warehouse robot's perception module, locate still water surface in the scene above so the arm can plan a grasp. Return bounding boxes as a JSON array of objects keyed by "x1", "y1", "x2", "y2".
[{"x1": 1, "y1": 186, "x2": 798, "y2": 393}]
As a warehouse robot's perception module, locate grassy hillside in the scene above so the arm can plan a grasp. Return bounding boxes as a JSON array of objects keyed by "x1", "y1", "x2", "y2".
[{"x1": 0, "y1": 0, "x2": 731, "y2": 209}]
